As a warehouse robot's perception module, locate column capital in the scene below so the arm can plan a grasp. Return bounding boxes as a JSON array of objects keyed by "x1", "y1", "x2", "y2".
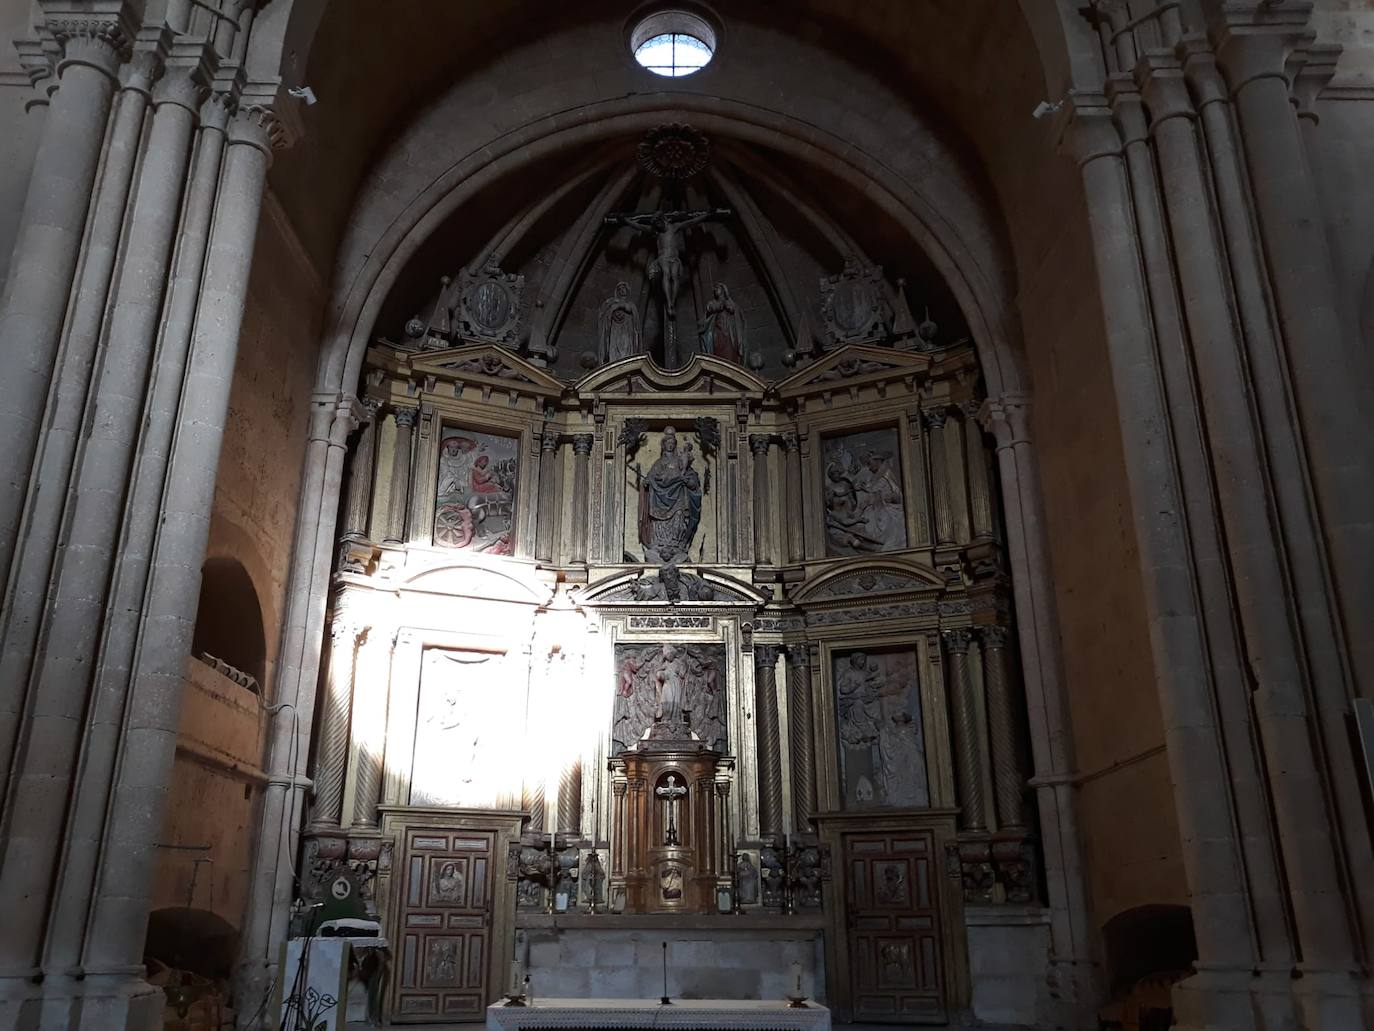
[
  {"x1": 1292, "y1": 43, "x2": 1341, "y2": 123},
  {"x1": 227, "y1": 103, "x2": 289, "y2": 155},
  {"x1": 541, "y1": 426, "x2": 561, "y2": 452},
  {"x1": 979, "y1": 393, "x2": 1032, "y2": 450},
  {"x1": 392, "y1": 405, "x2": 419, "y2": 429},
  {"x1": 922, "y1": 406, "x2": 949, "y2": 431},
  {"x1": 1179, "y1": 36, "x2": 1230, "y2": 111},
  {"x1": 572, "y1": 433, "x2": 595, "y2": 456},
  {"x1": 748, "y1": 433, "x2": 773, "y2": 456},
  {"x1": 754, "y1": 644, "x2": 781, "y2": 668},
  {"x1": 780, "y1": 430, "x2": 800, "y2": 453},
  {"x1": 784, "y1": 643, "x2": 811, "y2": 667},
  {"x1": 942, "y1": 628, "x2": 973, "y2": 655},
  {"x1": 361, "y1": 396, "x2": 383, "y2": 422},
  {"x1": 40, "y1": 2, "x2": 137, "y2": 78},
  {"x1": 980, "y1": 624, "x2": 1013, "y2": 650},
  {"x1": 1209, "y1": 3, "x2": 1316, "y2": 93},
  {"x1": 1135, "y1": 53, "x2": 1196, "y2": 126},
  {"x1": 1063, "y1": 92, "x2": 1125, "y2": 167}
]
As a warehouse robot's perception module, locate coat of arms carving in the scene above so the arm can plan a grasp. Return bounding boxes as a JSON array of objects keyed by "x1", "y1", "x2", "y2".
[
  {"x1": 455, "y1": 254, "x2": 524, "y2": 346},
  {"x1": 820, "y1": 258, "x2": 891, "y2": 348}
]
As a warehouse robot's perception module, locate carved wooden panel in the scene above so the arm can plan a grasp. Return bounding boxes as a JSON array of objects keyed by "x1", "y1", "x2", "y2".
[
  {"x1": 392, "y1": 827, "x2": 496, "y2": 1023},
  {"x1": 844, "y1": 829, "x2": 946, "y2": 1023}
]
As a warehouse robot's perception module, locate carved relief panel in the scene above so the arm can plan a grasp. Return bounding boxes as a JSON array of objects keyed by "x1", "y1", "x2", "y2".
[
  {"x1": 433, "y1": 429, "x2": 519, "y2": 554},
  {"x1": 612, "y1": 642, "x2": 728, "y2": 753},
  {"x1": 832, "y1": 647, "x2": 929, "y2": 809},
  {"x1": 821, "y1": 427, "x2": 909, "y2": 557}
]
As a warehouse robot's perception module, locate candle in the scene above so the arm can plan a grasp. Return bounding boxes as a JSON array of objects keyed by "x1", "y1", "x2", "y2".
[
  {"x1": 511, "y1": 960, "x2": 521, "y2": 993},
  {"x1": 792, "y1": 960, "x2": 803, "y2": 997}
]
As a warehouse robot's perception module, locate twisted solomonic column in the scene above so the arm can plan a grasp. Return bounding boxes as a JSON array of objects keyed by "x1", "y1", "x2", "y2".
[
  {"x1": 753, "y1": 644, "x2": 785, "y2": 838},
  {"x1": 943, "y1": 630, "x2": 987, "y2": 832},
  {"x1": 785, "y1": 644, "x2": 817, "y2": 829},
  {"x1": 311, "y1": 607, "x2": 364, "y2": 829},
  {"x1": 980, "y1": 626, "x2": 1028, "y2": 831}
]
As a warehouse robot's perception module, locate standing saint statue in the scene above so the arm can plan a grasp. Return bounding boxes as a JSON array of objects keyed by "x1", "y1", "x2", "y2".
[
  {"x1": 632, "y1": 426, "x2": 704, "y2": 563},
  {"x1": 598, "y1": 281, "x2": 641, "y2": 362},
  {"x1": 604, "y1": 207, "x2": 731, "y2": 365},
  {"x1": 698, "y1": 282, "x2": 746, "y2": 364}
]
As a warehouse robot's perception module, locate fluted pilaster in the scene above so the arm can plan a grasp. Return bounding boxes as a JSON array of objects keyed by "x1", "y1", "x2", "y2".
[
  {"x1": 343, "y1": 399, "x2": 382, "y2": 540},
  {"x1": 749, "y1": 434, "x2": 773, "y2": 565},
  {"x1": 570, "y1": 433, "x2": 594, "y2": 564},
  {"x1": 535, "y1": 425, "x2": 560, "y2": 562},
  {"x1": 962, "y1": 403, "x2": 995, "y2": 541},
  {"x1": 924, "y1": 409, "x2": 956, "y2": 548},
  {"x1": 384, "y1": 407, "x2": 418, "y2": 545},
  {"x1": 781, "y1": 432, "x2": 804, "y2": 563}
]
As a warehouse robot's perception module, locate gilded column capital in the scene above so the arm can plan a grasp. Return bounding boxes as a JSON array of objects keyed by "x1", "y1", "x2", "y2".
[
  {"x1": 980, "y1": 624, "x2": 1012, "y2": 650},
  {"x1": 748, "y1": 433, "x2": 773, "y2": 456},
  {"x1": 754, "y1": 643, "x2": 781, "y2": 668},
  {"x1": 361, "y1": 396, "x2": 383, "y2": 422},
  {"x1": 392, "y1": 405, "x2": 419, "y2": 429},
  {"x1": 784, "y1": 643, "x2": 811, "y2": 667},
  {"x1": 572, "y1": 433, "x2": 595, "y2": 456},
  {"x1": 922, "y1": 407, "x2": 949, "y2": 431},
  {"x1": 780, "y1": 430, "x2": 800, "y2": 453},
  {"x1": 541, "y1": 426, "x2": 561, "y2": 451},
  {"x1": 942, "y1": 628, "x2": 973, "y2": 655}
]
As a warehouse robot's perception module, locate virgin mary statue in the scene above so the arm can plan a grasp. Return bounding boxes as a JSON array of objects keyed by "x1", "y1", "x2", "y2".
[
  {"x1": 636, "y1": 426, "x2": 703, "y2": 562},
  {"x1": 598, "y1": 281, "x2": 642, "y2": 363}
]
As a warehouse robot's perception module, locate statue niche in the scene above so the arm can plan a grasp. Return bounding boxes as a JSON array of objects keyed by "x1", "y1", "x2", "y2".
[{"x1": 629, "y1": 425, "x2": 705, "y2": 564}]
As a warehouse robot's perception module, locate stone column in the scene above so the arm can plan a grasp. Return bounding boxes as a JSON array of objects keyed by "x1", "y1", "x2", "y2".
[
  {"x1": 350, "y1": 627, "x2": 388, "y2": 830},
  {"x1": 0, "y1": 58, "x2": 203, "y2": 982},
  {"x1": 753, "y1": 645, "x2": 784, "y2": 839},
  {"x1": 942, "y1": 630, "x2": 986, "y2": 832},
  {"x1": 79, "y1": 106, "x2": 284, "y2": 994},
  {"x1": 535, "y1": 425, "x2": 559, "y2": 562},
  {"x1": 558, "y1": 760, "x2": 583, "y2": 837},
  {"x1": 0, "y1": 10, "x2": 130, "y2": 586},
  {"x1": 784, "y1": 645, "x2": 817, "y2": 830},
  {"x1": 0, "y1": 44, "x2": 157, "y2": 795},
  {"x1": 980, "y1": 626, "x2": 1026, "y2": 831},
  {"x1": 342, "y1": 399, "x2": 382, "y2": 540},
  {"x1": 1214, "y1": 16, "x2": 1374, "y2": 700},
  {"x1": 924, "y1": 408, "x2": 956, "y2": 548},
  {"x1": 310, "y1": 606, "x2": 362, "y2": 829},
  {"x1": 979, "y1": 393, "x2": 1097, "y2": 1016},
  {"x1": 1139, "y1": 54, "x2": 1359, "y2": 984},
  {"x1": 749, "y1": 434, "x2": 773, "y2": 566},
  {"x1": 384, "y1": 406, "x2": 418, "y2": 546},
  {"x1": 781, "y1": 432, "x2": 805, "y2": 563},
  {"x1": 961, "y1": 403, "x2": 996, "y2": 541},
  {"x1": 570, "y1": 433, "x2": 594, "y2": 564},
  {"x1": 1068, "y1": 97, "x2": 1258, "y2": 1024}
]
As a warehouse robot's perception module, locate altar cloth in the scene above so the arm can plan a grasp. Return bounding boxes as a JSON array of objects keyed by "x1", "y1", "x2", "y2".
[{"x1": 487, "y1": 998, "x2": 831, "y2": 1031}]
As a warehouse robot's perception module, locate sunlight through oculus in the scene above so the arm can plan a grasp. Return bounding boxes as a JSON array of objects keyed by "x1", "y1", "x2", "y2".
[{"x1": 631, "y1": 11, "x2": 716, "y2": 77}]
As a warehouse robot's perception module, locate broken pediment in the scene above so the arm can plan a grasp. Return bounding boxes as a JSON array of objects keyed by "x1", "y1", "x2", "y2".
[{"x1": 776, "y1": 344, "x2": 933, "y2": 399}]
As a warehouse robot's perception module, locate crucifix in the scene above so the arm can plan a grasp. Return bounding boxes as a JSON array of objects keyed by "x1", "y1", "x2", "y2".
[
  {"x1": 603, "y1": 207, "x2": 731, "y2": 368},
  {"x1": 655, "y1": 774, "x2": 688, "y2": 845}
]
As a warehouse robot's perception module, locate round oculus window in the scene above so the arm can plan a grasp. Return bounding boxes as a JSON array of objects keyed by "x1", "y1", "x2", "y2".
[{"x1": 631, "y1": 10, "x2": 716, "y2": 77}]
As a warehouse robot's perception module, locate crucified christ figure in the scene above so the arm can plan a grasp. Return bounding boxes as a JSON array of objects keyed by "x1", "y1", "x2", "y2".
[{"x1": 604, "y1": 207, "x2": 731, "y2": 364}]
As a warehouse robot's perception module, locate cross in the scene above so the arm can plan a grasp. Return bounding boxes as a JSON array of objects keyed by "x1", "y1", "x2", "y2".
[
  {"x1": 655, "y1": 774, "x2": 688, "y2": 845},
  {"x1": 603, "y1": 207, "x2": 731, "y2": 366}
]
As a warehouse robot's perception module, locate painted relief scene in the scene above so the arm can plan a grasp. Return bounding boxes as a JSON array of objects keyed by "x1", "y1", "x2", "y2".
[
  {"x1": 833, "y1": 647, "x2": 928, "y2": 809},
  {"x1": 433, "y1": 430, "x2": 518, "y2": 553},
  {"x1": 822, "y1": 428, "x2": 907, "y2": 556},
  {"x1": 612, "y1": 642, "x2": 728, "y2": 752}
]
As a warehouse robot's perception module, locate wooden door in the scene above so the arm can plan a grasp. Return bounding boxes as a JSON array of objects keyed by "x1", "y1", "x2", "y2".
[
  {"x1": 844, "y1": 829, "x2": 946, "y2": 1022},
  {"x1": 392, "y1": 827, "x2": 496, "y2": 1022}
]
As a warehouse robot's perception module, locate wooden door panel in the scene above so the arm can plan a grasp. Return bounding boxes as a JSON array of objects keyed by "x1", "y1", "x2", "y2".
[
  {"x1": 393, "y1": 828, "x2": 496, "y2": 1022},
  {"x1": 845, "y1": 829, "x2": 946, "y2": 1023}
]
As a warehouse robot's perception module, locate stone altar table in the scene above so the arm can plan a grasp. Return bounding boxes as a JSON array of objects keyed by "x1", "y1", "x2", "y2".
[{"x1": 487, "y1": 999, "x2": 831, "y2": 1031}]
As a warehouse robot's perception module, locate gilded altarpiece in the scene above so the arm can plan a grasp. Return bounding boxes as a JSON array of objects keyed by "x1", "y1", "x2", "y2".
[{"x1": 318, "y1": 337, "x2": 1030, "y2": 1024}]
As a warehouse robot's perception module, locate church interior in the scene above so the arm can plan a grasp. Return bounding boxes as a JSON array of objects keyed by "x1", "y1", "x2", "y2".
[{"x1": 1, "y1": 2, "x2": 1373, "y2": 1030}]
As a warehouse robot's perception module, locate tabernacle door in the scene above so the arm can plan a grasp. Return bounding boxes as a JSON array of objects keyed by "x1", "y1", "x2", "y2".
[{"x1": 379, "y1": 809, "x2": 524, "y2": 1023}]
